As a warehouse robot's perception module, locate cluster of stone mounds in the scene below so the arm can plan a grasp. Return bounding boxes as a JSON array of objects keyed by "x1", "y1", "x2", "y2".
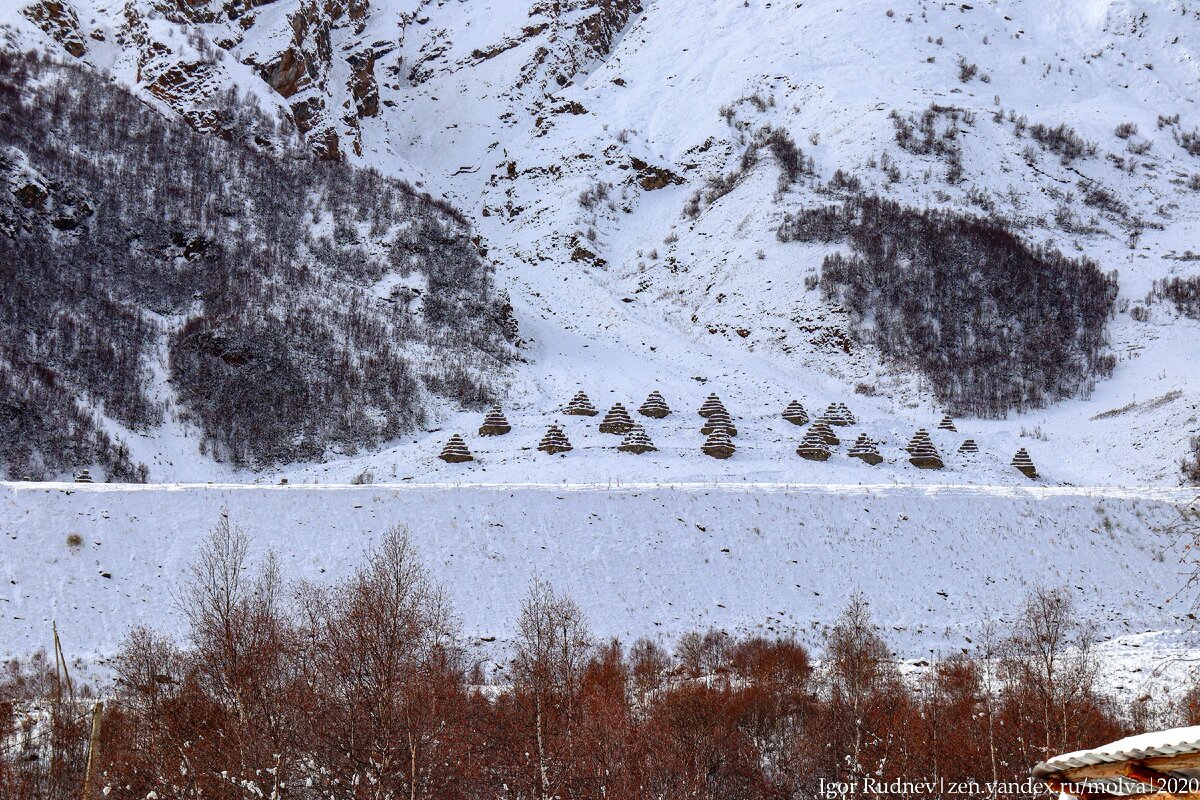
[
  {"x1": 821, "y1": 402, "x2": 856, "y2": 426},
  {"x1": 435, "y1": 396, "x2": 1043, "y2": 479}
]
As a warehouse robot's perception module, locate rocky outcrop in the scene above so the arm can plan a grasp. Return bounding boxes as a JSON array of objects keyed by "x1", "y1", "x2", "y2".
[
  {"x1": 347, "y1": 48, "x2": 378, "y2": 119},
  {"x1": 21, "y1": 0, "x2": 88, "y2": 57},
  {"x1": 630, "y1": 156, "x2": 683, "y2": 191},
  {"x1": 260, "y1": 46, "x2": 309, "y2": 99},
  {"x1": 518, "y1": 0, "x2": 642, "y2": 92}
]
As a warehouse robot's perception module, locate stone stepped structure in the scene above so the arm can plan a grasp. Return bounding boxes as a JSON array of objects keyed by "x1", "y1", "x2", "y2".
[
  {"x1": 1012, "y1": 448, "x2": 1038, "y2": 479},
  {"x1": 438, "y1": 435, "x2": 474, "y2": 463},
  {"x1": 906, "y1": 429, "x2": 943, "y2": 469},
  {"x1": 809, "y1": 420, "x2": 839, "y2": 446},
  {"x1": 74, "y1": 469, "x2": 94, "y2": 483},
  {"x1": 537, "y1": 424, "x2": 573, "y2": 454},
  {"x1": 796, "y1": 428, "x2": 831, "y2": 461},
  {"x1": 822, "y1": 402, "x2": 856, "y2": 426},
  {"x1": 618, "y1": 425, "x2": 657, "y2": 454},
  {"x1": 563, "y1": 390, "x2": 599, "y2": 416},
  {"x1": 638, "y1": 391, "x2": 671, "y2": 418},
  {"x1": 479, "y1": 405, "x2": 512, "y2": 436},
  {"x1": 700, "y1": 408, "x2": 738, "y2": 437},
  {"x1": 938, "y1": 414, "x2": 957, "y2": 432},
  {"x1": 701, "y1": 428, "x2": 736, "y2": 459},
  {"x1": 598, "y1": 402, "x2": 636, "y2": 434},
  {"x1": 958, "y1": 439, "x2": 979, "y2": 454},
  {"x1": 848, "y1": 433, "x2": 883, "y2": 465},
  {"x1": 698, "y1": 393, "x2": 727, "y2": 418},
  {"x1": 781, "y1": 400, "x2": 809, "y2": 426}
]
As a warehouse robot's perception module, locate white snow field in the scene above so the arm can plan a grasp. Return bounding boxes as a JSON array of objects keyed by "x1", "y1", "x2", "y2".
[
  {"x1": 3, "y1": 0, "x2": 1200, "y2": 485},
  {"x1": 3, "y1": 0, "x2": 1200, "y2": 695},
  {"x1": 2, "y1": 482, "x2": 1197, "y2": 696}
]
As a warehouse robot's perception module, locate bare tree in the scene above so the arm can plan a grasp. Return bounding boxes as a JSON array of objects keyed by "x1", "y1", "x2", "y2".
[
  {"x1": 298, "y1": 525, "x2": 467, "y2": 800},
  {"x1": 512, "y1": 578, "x2": 592, "y2": 800},
  {"x1": 1001, "y1": 587, "x2": 1101, "y2": 761},
  {"x1": 177, "y1": 514, "x2": 298, "y2": 797}
]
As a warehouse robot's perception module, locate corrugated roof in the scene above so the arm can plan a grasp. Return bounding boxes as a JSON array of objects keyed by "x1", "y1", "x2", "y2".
[
  {"x1": 1034, "y1": 726, "x2": 1200, "y2": 798},
  {"x1": 1037, "y1": 727, "x2": 1200, "y2": 776}
]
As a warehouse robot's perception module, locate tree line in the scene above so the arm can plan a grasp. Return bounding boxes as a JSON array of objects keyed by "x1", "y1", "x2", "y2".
[{"x1": 3, "y1": 519, "x2": 1192, "y2": 800}]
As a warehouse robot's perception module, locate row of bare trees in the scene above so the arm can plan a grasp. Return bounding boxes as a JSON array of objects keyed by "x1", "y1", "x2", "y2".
[{"x1": 3, "y1": 519, "x2": 1195, "y2": 800}]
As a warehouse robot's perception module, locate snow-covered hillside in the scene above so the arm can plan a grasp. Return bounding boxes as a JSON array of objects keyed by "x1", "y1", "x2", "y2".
[
  {"x1": 2, "y1": 483, "x2": 1197, "y2": 693},
  {"x1": 5, "y1": 0, "x2": 1199, "y2": 485}
]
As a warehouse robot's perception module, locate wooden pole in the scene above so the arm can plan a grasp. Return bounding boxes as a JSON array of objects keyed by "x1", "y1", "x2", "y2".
[
  {"x1": 53, "y1": 622, "x2": 73, "y2": 705},
  {"x1": 81, "y1": 701, "x2": 103, "y2": 800}
]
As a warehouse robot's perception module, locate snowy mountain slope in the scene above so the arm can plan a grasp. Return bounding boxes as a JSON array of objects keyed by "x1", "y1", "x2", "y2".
[
  {"x1": 2, "y1": 0, "x2": 1200, "y2": 484},
  {"x1": 1, "y1": 483, "x2": 1196, "y2": 694}
]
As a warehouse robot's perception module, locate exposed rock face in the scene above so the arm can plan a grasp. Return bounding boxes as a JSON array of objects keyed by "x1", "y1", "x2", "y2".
[
  {"x1": 347, "y1": 49, "x2": 378, "y2": 118},
  {"x1": 518, "y1": 0, "x2": 643, "y2": 92},
  {"x1": 630, "y1": 157, "x2": 683, "y2": 191},
  {"x1": 15, "y1": 0, "x2": 644, "y2": 162},
  {"x1": 261, "y1": 47, "x2": 309, "y2": 99},
  {"x1": 21, "y1": 0, "x2": 88, "y2": 57}
]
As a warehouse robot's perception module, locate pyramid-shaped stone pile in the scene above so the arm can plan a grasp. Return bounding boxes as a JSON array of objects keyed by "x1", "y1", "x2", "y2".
[
  {"x1": 438, "y1": 435, "x2": 474, "y2": 463},
  {"x1": 906, "y1": 429, "x2": 943, "y2": 469},
  {"x1": 782, "y1": 400, "x2": 809, "y2": 426},
  {"x1": 639, "y1": 391, "x2": 670, "y2": 418},
  {"x1": 1012, "y1": 448, "x2": 1038, "y2": 479},
  {"x1": 618, "y1": 425, "x2": 657, "y2": 454},
  {"x1": 700, "y1": 408, "x2": 737, "y2": 437},
  {"x1": 74, "y1": 469, "x2": 94, "y2": 483},
  {"x1": 563, "y1": 390, "x2": 598, "y2": 416},
  {"x1": 823, "y1": 402, "x2": 856, "y2": 426},
  {"x1": 537, "y1": 424, "x2": 572, "y2": 454},
  {"x1": 958, "y1": 439, "x2": 979, "y2": 454},
  {"x1": 698, "y1": 393, "x2": 727, "y2": 418},
  {"x1": 701, "y1": 428, "x2": 736, "y2": 459},
  {"x1": 809, "y1": 420, "x2": 839, "y2": 446},
  {"x1": 848, "y1": 433, "x2": 883, "y2": 465},
  {"x1": 598, "y1": 402, "x2": 635, "y2": 434},
  {"x1": 479, "y1": 405, "x2": 511, "y2": 436},
  {"x1": 938, "y1": 414, "x2": 957, "y2": 432},
  {"x1": 796, "y1": 428, "x2": 831, "y2": 461}
]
